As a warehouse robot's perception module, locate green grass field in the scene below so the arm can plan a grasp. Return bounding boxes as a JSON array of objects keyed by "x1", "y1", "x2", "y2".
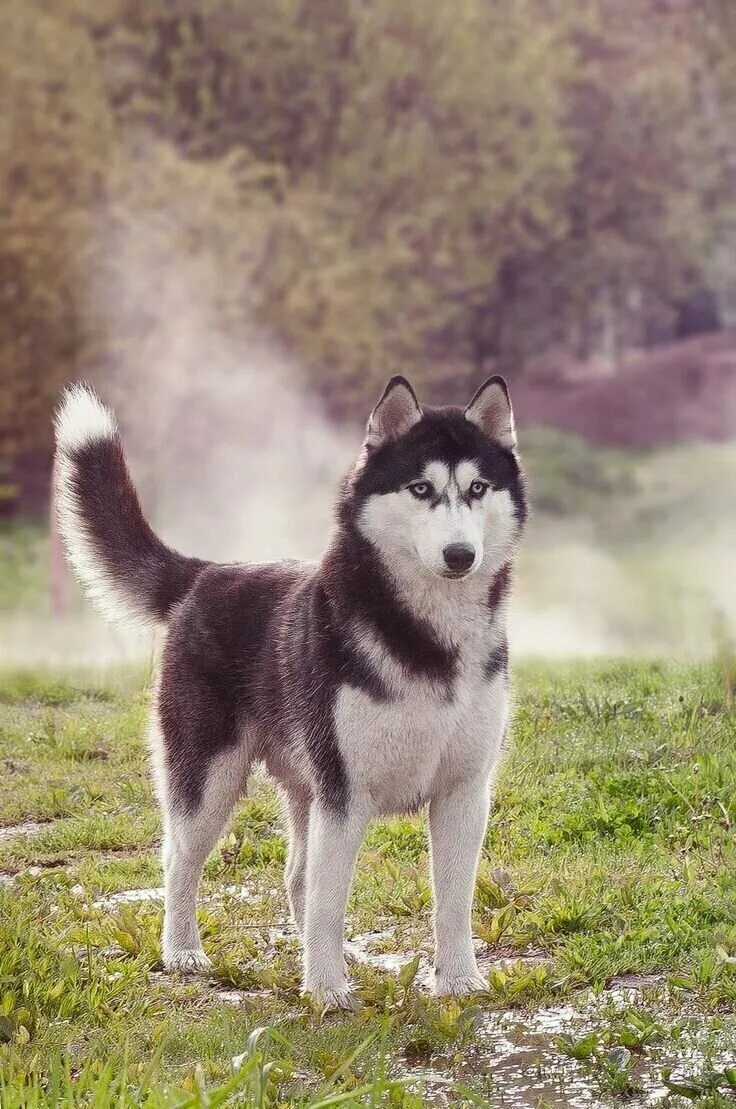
[{"x1": 1, "y1": 661, "x2": 735, "y2": 1106}]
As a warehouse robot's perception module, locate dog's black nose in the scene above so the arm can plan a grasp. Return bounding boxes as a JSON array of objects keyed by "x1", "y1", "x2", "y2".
[{"x1": 443, "y1": 543, "x2": 475, "y2": 574}]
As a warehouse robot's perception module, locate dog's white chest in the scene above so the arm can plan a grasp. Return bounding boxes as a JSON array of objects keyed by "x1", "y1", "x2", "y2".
[{"x1": 333, "y1": 666, "x2": 507, "y2": 815}]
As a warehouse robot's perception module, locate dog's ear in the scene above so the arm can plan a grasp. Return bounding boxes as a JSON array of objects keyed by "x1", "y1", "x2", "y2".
[
  {"x1": 366, "y1": 376, "x2": 422, "y2": 446},
  {"x1": 464, "y1": 375, "x2": 517, "y2": 449}
]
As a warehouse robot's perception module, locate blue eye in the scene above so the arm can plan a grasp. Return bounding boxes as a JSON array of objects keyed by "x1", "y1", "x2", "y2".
[
  {"x1": 470, "y1": 480, "x2": 489, "y2": 498},
  {"x1": 408, "y1": 481, "x2": 432, "y2": 499}
]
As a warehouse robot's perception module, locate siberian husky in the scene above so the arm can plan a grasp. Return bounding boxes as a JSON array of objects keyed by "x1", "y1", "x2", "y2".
[{"x1": 54, "y1": 375, "x2": 527, "y2": 1009}]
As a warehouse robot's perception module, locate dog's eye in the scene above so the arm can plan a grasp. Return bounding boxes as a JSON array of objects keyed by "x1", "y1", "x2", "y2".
[
  {"x1": 469, "y1": 480, "x2": 489, "y2": 499},
  {"x1": 408, "y1": 481, "x2": 432, "y2": 500}
]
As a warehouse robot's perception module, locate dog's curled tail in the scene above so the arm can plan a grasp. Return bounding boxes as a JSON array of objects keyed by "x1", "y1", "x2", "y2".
[{"x1": 54, "y1": 383, "x2": 208, "y2": 627}]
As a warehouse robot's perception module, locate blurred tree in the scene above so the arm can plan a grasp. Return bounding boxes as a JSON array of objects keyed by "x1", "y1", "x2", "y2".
[
  {"x1": 689, "y1": 0, "x2": 736, "y2": 328},
  {"x1": 495, "y1": 0, "x2": 711, "y2": 368},
  {"x1": 0, "y1": 2, "x2": 113, "y2": 508},
  {"x1": 0, "y1": 0, "x2": 733, "y2": 511},
  {"x1": 89, "y1": 0, "x2": 574, "y2": 405}
]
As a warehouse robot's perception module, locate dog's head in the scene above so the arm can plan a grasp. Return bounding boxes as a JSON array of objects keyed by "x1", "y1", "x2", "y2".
[{"x1": 343, "y1": 376, "x2": 527, "y2": 581}]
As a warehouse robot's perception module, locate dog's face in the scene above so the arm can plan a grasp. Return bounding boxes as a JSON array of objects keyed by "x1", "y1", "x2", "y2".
[{"x1": 345, "y1": 376, "x2": 527, "y2": 580}]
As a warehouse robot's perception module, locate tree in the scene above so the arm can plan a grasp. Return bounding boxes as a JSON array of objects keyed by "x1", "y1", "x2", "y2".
[{"x1": 0, "y1": 1, "x2": 113, "y2": 504}]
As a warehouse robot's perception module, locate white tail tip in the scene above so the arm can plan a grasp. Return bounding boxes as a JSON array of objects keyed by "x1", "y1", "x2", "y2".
[{"x1": 55, "y1": 383, "x2": 117, "y2": 454}]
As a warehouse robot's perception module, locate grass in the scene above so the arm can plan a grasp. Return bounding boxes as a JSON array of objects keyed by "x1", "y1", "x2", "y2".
[{"x1": 0, "y1": 660, "x2": 735, "y2": 1106}]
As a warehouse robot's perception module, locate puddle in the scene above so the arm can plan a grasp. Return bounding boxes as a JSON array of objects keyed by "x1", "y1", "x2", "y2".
[
  {"x1": 215, "y1": 988, "x2": 270, "y2": 1006},
  {"x1": 346, "y1": 930, "x2": 550, "y2": 993},
  {"x1": 347, "y1": 930, "x2": 415, "y2": 972},
  {"x1": 400, "y1": 987, "x2": 736, "y2": 1107},
  {"x1": 0, "y1": 820, "x2": 49, "y2": 842},
  {"x1": 217, "y1": 989, "x2": 248, "y2": 1005},
  {"x1": 346, "y1": 928, "x2": 441, "y2": 990},
  {"x1": 92, "y1": 883, "x2": 256, "y2": 910},
  {"x1": 93, "y1": 887, "x2": 165, "y2": 908}
]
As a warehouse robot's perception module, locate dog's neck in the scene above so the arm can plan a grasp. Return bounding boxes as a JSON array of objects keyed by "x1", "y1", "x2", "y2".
[{"x1": 322, "y1": 522, "x2": 511, "y2": 660}]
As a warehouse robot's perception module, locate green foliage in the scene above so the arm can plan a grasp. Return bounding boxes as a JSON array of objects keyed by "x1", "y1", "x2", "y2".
[
  {"x1": 0, "y1": 523, "x2": 48, "y2": 612},
  {"x1": 2, "y1": 661, "x2": 736, "y2": 1103},
  {"x1": 521, "y1": 428, "x2": 638, "y2": 517}
]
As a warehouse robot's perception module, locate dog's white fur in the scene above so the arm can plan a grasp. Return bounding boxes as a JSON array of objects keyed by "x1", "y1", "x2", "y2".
[
  {"x1": 53, "y1": 385, "x2": 148, "y2": 626},
  {"x1": 55, "y1": 382, "x2": 118, "y2": 452},
  {"x1": 293, "y1": 457, "x2": 516, "y2": 1004},
  {"x1": 300, "y1": 606, "x2": 509, "y2": 1001}
]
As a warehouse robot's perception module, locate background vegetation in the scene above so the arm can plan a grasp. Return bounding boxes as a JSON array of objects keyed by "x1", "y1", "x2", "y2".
[{"x1": 3, "y1": 0, "x2": 736, "y2": 511}]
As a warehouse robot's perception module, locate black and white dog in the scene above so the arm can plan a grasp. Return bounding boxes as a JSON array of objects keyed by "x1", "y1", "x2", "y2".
[{"x1": 54, "y1": 375, "x2": 527, "y2": 1009}]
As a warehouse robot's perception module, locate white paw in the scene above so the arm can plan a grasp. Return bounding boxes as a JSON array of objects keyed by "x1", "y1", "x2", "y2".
[
  {"x1": 164, "y1": 948, "x2": 213, "y2": 974},
  {"x1": 303, "y1": 979, "x2": 361, "y2": 1012},
  {"x1": 320, "y1": 985, "x2": 362, "y2": 1012},
  {"x1": 433, "y1": 971, "x2": 488, "y2": 997}
]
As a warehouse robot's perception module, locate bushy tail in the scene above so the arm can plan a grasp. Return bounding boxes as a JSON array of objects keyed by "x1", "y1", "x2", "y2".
[{"x1": 54, "y1": 384, "x2": 208, "y2": 627}]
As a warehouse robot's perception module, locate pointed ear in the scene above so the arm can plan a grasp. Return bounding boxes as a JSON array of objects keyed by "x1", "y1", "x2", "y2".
[
  {"x1": 366, "y1": 376, "x2": 422, "y2": 446},
  {"x1": 464, "y1": 375, "x2": 517, "y2": 449}
]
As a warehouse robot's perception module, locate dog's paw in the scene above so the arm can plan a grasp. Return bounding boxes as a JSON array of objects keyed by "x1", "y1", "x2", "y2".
[
  {"x1": 164, "y1": 948, "x2": 213, "y2": 974},
  {"x1": 433, "y1": 971, "x2": 488, "y2": 997},
  {"x1": 303, "y1": 979, "x2": 362, "y2": 1013},
  {"x1": 320, "y1": 986, "x2": 362, "y2": 1013}
]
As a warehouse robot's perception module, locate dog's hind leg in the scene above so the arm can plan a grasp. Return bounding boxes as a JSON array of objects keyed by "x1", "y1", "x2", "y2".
[
  {"x1": 158, "y1": 744, "x2": 250, "y2": 974},
  {"x1": 283, "y1": 787, "x2": 312, "y2": 932}
]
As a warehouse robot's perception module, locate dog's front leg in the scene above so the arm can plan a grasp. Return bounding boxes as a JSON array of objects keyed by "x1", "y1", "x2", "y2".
[
  {"x1": 302, "y1": 804, "x2": 367, "y2": 1010},
  {"x1": 429, "y1": 776, "x2": 491, "y2": 996}
]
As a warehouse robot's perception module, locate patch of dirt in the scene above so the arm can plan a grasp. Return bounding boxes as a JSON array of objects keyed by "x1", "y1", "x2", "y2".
[
  {"x1": 0, "y1": 819, "x2": 51, "y2": 842},
  {"x1": 0, "y1": 859, "x2": 70, "y2": 880},
  {"x1": 0, "y1": 843, "x2": 153, "y2": 880},
  {"x1": 2, "y1": 759, "x2": 31, "y2": 774},
  {"x1": 608, "y1": 972, "x2": 667, "y2": 990}
]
